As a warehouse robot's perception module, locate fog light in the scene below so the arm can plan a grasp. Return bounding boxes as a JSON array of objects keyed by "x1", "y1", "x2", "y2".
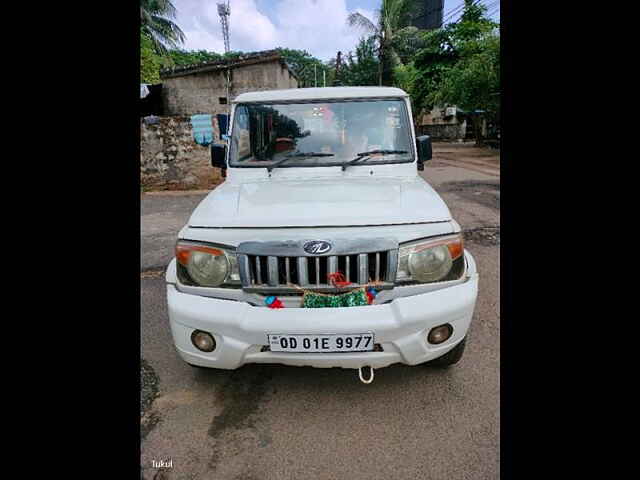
[
  {"x1": 191, "y1": 330, "x2": 216, "y2": 352},
  {"x1": 427, "y1": 324, "x2": 453, "y2": 344}
]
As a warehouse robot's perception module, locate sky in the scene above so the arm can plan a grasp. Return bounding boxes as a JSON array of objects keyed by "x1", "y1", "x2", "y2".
[{"x1": 171, "y1": 0, "x2": 500, "y2": 62}]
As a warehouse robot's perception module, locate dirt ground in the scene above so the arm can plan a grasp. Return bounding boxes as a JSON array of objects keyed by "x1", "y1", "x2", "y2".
[{"x1": 430, "y1": 141, "x2": 500, "y2": 177}]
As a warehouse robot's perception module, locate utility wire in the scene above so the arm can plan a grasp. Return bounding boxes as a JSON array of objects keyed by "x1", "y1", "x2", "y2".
[
  {"x1": 413, "y1": 0, "x2": 493, "y2": 31},
  {"x1": 442, "y1": 2, "x2": 466, "y2": 24},
  {"x1": 443, "y1": 0, "x2": 485, "y2": 25},
  {"x1": 446, "y1": 0, "x2": 499, "y2": 26},
  {"x1": 483, "y1": 0, "x2": 499, "y2": 13}
]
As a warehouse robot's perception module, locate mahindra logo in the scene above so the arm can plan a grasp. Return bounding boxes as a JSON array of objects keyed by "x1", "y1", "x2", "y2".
[{"x1": 303, "y1": 240, "x2": 332, "y2": 255}]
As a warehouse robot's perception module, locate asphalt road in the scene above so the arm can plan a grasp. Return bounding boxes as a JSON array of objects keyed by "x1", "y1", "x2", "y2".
[{"x1": 140, "y1": 144, "x2": 500, "y2": 480}]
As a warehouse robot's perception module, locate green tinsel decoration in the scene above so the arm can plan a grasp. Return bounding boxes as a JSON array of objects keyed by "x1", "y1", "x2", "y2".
[{"x1": 302, "y1": 288, "x2": 368, "y2": 308}]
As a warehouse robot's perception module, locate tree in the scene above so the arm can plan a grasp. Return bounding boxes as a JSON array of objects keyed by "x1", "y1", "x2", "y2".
[
  {"x1": 407, "y1": 28, "x2": 459, "y2": 122},
  {"x1": 140, "y1": 0, "x2": 185, "y2": 54},
  {"x1": 346, "y1": 0, "x2": 418, "y2": 86},
  {"x1": 333, "y1": 36, "x2": 380, "y2": 86},
  {"x1": 406, "y1": 0, "x2": 498, "y2": 135},
  {"x1": 141, "y1": 31, "x2": 163, "y2": 83},
  {"x1": 393, "y1": 61, "x2": 418, "y2": 99},
  {"x1": 168, "y1": 49, "x2": 223, "y2": 67},
  {"x1": 428, "y1": 31, "x2": 500, "y2": 144},
  {"x1": 392, "y1": 25, "x2": 426, "y2": 64},
  {"x1": 276, "y1": 48, "x2": 326, "y2": 87}
]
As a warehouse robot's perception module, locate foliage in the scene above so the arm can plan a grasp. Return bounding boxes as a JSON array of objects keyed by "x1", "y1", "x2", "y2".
[
  {"x1": 141, "y1": 32, "x2": 162, "y2": 83},
  {"x1": 346, "y1": 0, "x2": 418, "y2": 85},
  {"x1": 393, "y1": 61, "x2": 418, "y2": 97},
  {"x1": 333, "y1": 36, "x2": 380, "y2": 87},
  {"x1": 406, "y1": 29, "x2": 459, "y2": 119},
  {"x1": 276, "y1": 48, "x2": 326, "y2": 87},
  {"x1": 405, "y1": 0, "x2": 498, "y2": 124},
  {"x1": 140, "y1": 0, "x2": 185, "y2": 53},
  {"x1": 427, "y1": 32, "x2": 500, "y2": 115},
  {"x1": 392, "y1": 26, "x2": 427, "y2": 64},
  {"x1": 168, "y1": 49, "x2": 223, "y2": 66}
]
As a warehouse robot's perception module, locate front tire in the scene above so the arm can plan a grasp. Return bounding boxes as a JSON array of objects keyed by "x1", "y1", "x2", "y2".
[{"x1": 428, "y1": 337, "x2": 467, "y2": 367}]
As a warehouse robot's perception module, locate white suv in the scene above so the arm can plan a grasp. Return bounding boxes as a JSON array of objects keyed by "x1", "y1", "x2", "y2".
[{"x1": 165, "y1": 87, "x2": 478, "y2": 383}]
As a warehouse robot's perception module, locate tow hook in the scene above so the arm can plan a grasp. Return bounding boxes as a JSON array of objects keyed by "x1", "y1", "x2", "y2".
[{"x1": 358, "y1": 366, "x2": 374, "y2": 384}]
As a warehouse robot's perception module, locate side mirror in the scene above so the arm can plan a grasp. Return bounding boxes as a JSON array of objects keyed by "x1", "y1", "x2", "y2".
[
  {"x1": 416, "y1": 135, "x2": 432, "y2": 171},
  {"x1": 211, "y1": 144, "x2": 227, "y2": 169}
]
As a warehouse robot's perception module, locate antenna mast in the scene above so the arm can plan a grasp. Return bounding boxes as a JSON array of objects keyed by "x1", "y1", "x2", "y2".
[
  {"x1": 217, "y1": 0, "x2": 231, "y2": 116},
  {"x1": 217, "y1": 0, "x2": 230, "y2": 53}
]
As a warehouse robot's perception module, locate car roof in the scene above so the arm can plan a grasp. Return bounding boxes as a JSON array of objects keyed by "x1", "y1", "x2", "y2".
[{"x1": 233, "y1": 86, "x2": 409, "y2": 103}]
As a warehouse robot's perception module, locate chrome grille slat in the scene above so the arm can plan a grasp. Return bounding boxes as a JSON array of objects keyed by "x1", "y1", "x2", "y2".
[
  {"x1": 255, "y1": 256, "x2": 262, "y2": 284},
  {"x1": 297, "y1": 257, "x2": 309, "y2": 286},
  {"x1": 238, "y1": 246, "x2": 397, "y2": 293},
  {"x1": 386, "y1": 249, "x2": 398, "y2": 283},
  {"x1": 358, "y1": 253, "x2": 369, "y2": 284},
  {"x1": 267, "y1": 256, "x2": 278, "y2": 286},
  {"x1": 345, "y1": 256, "x2": 350, "y2": 282},
  {"x1": 328, "y1": 256, "x2": 337, "y2": 276}
]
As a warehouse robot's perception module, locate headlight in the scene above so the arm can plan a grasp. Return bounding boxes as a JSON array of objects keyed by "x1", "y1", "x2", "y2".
[
  {"x1": 175, "y1": 241, "x2": 240, "y2": 287},
  {"x1": 397, "y1": 234, "x2": 465, "y2": 284}
]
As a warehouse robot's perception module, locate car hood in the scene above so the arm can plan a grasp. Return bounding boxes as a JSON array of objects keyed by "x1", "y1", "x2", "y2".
[{"x1": 188, "y1": 177, "x2": 452, "y2": 228}]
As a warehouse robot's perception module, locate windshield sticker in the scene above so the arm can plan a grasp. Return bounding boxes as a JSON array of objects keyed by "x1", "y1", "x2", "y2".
[{"x1": 386, "y1": 116, "x2": 400, "y2": 128}]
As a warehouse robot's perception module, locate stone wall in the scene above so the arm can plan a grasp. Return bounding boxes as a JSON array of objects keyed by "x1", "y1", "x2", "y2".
[
  {"x1": 419, "y1": 106, "x2": 460, "y2": 126},
  {"x1": 162, "y1": 59, "x2": 298, "y2": 116},
  {"x1": 416, "y1": 122, "x2": 467, "y2": 141},
  {"x1": 140, "y1": 116, "x2": 224, "y2": 190}
]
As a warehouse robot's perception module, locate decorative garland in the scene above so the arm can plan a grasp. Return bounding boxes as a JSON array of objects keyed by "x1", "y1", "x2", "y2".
[
  {"x1": 264, "y1": 271, "x2": 382, "y2": 309},
  {"x1": 302, "y1": 287, "x2": 368, "y2": 308}
]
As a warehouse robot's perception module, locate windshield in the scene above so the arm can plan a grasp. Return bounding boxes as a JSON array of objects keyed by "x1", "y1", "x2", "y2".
[{"x1": 228, "y1": 99, "x2": 414, "y2": 168}]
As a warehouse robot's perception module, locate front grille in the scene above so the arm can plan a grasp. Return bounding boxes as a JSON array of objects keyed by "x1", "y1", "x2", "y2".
[
  {"x1": 246, "y1": 252, "x2": 390, "y2": 286},
  {"x1": 237, "y1": 238, "x2": 398, "y2": 294}
]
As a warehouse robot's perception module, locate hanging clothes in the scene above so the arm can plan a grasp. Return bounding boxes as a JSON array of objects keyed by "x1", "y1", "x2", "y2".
[{"x1": 190, "y1": 114, "x2": 214, "y2": 146}]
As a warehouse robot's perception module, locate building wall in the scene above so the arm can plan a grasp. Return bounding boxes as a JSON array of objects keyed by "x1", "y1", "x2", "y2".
[
  {"x1": 162, "y1": 59, "x2": 298, "y2": 116},
  {"x1": 416, "y1": 123, "x2": 466, "y2": 141},
  {"x1": 419, "y1": 106, "x2": 459, "y2": 126},
  {"x1": 410, "y1": 0, "x2": 444, "y2": 30},
  {"x1": 140, "y1": 116, "x2": 224, "y2": 190}
]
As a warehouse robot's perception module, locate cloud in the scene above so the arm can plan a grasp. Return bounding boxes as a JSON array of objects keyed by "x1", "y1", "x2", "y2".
[
  {"x1": 272, "y1": 0, "x2": 377, "y2": 60},
  {"x1": 229, "y1": 0, "x2": 279, "y2": 50},
  {"x1": 173, "y1": 0, "x2": 378, "y2": 61}
]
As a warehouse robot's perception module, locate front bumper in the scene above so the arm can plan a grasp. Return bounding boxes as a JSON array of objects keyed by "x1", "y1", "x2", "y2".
[{"x1": 167, "y1": 251, "x2": 478, "y2": 370}]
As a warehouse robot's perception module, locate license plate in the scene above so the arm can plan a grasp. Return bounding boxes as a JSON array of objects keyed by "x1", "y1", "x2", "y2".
[{"x1": 267, "y1": 333, "x2": 374, "y2": 352}]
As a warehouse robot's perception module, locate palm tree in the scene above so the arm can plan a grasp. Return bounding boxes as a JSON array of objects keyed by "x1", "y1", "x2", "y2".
[
  {"x1": 140, "y1": 0, "x2": 185, "y2": 54},
  {"x1": 346, "y1": 0, "x2": 416, "y2": 86}
]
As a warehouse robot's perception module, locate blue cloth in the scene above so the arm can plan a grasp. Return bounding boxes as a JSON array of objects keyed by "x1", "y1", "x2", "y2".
[
  {"x1": 216, "y1": 114, "x2": 229, "y2": 140},
  {"x1": 190, "y1": 114, "x2": 214, "y2": 146}
]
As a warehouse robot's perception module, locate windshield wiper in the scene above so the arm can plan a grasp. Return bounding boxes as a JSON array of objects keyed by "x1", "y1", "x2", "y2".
[
  {"x1": 341, "y1": 150, "x2": 409, "y2": 171},
  {"x1": 267, "y1": 152, "x2": 335, "y2": 173}
]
